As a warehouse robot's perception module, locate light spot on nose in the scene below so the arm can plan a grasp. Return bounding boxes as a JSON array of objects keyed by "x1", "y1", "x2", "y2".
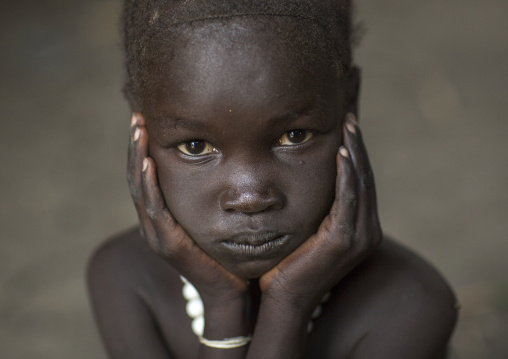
[{"x1": 219, "y1": 187, "x2": 284, "y2": 214}]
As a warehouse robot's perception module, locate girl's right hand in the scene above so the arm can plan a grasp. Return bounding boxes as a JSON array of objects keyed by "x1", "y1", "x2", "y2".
[{"x1": 127, "y1": 113, "x2": 249, "y2": 303}]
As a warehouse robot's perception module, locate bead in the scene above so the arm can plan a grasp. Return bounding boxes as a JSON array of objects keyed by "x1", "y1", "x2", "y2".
[
  {"x1": 183, "y1": 283, "x2": 200, "y2": 300},
  {"x1": 312, "y1": 305, "x2": 322, "y2": 319},
  {"x1": 186, "y1": 299, "x2": 204, "y2": 318},
  {"x1": 192, "y1": 316, "x2": 205, "y2": 336},
  {"x1": 181, "y1": 278, "x2": 327, "y2": 338}
]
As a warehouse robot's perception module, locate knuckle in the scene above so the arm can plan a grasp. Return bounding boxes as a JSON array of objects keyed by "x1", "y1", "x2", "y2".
[
  {"x1": 328, "y1": 201, "x2": 339, "y2": 218},
  {"x1": 127, "y1": 176, "x2": 142, "y2": 197},
  {"x1": 160, "y1": 232, "x2": 188, "y2": 261},
  {"x1": 343, "y1": 161, "x2": 355, "y2": 176},
  {"x1": 339, "y1": 238, "x2": 353, "y2": 252},
  {"x1": 126, "y1": 173, "x2": 135, "y2": 189},
  {"x1": 145, "y1": 233, "x2": 161, "y2": 253},
  {"x1": 338, "y1": 223, "x2": 355, "y2": 241},
  {"x1": 320, "y1": 225, "x2": 335, "y2": 247},
  {"x1": 145, "y1": 206, "x2": 160, "y2": 220},
  {"x1": 146, "y1": 233, "x2": 174, "y2": 260},
  {"x1": 342, "y1": 190, "x2": 357, "y2": 207},
  {"x1": 167, "y1": 230, "x2": 186, "y2": 250},
  {"x1": 359, "y1": 171, "x2": 375, "y2": 190},
  {"x1": 133, "y1": 203, "x2": 145, "y2": 217},
  {"x1": 129, "y1": 185, "x2": 141, "y2": 199}
]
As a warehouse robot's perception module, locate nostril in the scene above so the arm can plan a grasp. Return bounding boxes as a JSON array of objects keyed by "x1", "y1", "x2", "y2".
[{"x1": 219, "y1": 189, "x2": 284, "y2": 213}]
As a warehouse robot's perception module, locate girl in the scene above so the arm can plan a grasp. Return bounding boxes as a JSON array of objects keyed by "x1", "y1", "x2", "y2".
[{"x1": 88, "y1": 1, "x2": 458, "y2": 358}]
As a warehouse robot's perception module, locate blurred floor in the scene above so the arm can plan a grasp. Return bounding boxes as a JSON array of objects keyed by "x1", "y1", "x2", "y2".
[{"x1": 0, "y1": 0, "x2": 507, "y2": 358}]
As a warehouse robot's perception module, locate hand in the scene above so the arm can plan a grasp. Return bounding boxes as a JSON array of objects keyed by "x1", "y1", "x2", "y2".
[
  {"x1": 259, "y1": 113, "x2": 382, "y2": 309},
  {"x1": 127, "y1": 113, "x2": 249, "y2": 301}
]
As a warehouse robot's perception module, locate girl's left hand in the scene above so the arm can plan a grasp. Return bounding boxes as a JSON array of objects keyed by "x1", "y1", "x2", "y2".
[{"x1": 259, "y1": 113, "x2": 382, "y2": 309}]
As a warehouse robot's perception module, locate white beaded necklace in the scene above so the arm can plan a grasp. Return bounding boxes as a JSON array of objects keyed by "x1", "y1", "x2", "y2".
[{"x1": 181, "y1": 276, "x2": 330, "y2": 336}]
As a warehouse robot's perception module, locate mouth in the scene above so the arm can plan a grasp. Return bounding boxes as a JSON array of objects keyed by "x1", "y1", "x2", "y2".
[{"x1": 220, "y1": 231, "x2": 290, "y2": 259}]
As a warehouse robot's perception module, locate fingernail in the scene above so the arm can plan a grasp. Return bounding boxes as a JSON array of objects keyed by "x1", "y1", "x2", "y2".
[
  {"x1": 142, "y1": 158, "x2": 148, "y2": 172},
  {"x1": 346, "y1": 122, "x2": 356, "y2": 135},
  {"x1": 131, "y1": 113, "x2": 138, "y2": 127},
  {"x1": 133, "y1": 127, "x2": 140, "y2": 141},
  {"x1": 339, "y1": 146, "x2": 349, "y2": 158},
  {"x1": 347, "y1": 113, "x2": 357, "y2": 125}
]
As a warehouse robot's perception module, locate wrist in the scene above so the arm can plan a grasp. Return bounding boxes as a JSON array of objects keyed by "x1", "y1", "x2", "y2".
[
  {"x1": 202, "y1": 293, "x2": 252, "y2": 340},
  {"x1": 262, "y1": 291, "x2": 310, "y2": 322},
  {"x1": 245, "y1": 294, "x2": 309, "y2": 359},
  {"x1": 197, "y1": 277, "x2": 250, "y2": 304},
  {"x1": 262, "y1": 287, "x2": 320, "y2": 321},
  {"x1": 180, "y1": 276, "x2": 252, "y2": 340}
]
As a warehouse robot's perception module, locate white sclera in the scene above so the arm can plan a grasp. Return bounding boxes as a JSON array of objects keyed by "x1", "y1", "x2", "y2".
[
  {"x1": 183, "y1": 283, "x2": 200, "y2": 301},
  {"x1": 312, "y1": 305, "x2": 322, "y2": 319},
  {"x1": 192, "y1": 316, "x2": 205, "y2": 337},
  {"x1": 186, "y1": 299, "x2": 204, "y2": 318}
]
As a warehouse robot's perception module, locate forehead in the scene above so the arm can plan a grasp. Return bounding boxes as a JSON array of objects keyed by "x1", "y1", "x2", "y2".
[{"x1": 144, "y1": 18, "x2": 339, "y2": 118}]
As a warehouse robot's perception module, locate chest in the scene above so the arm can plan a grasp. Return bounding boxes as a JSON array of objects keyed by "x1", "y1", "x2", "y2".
[{"x1": 140, "y1": 267, "x2": 350, "y2": 359}]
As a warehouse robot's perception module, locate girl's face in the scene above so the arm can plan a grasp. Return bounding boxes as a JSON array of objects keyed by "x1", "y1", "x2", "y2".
[{"x1": 144, "y1": 20, "x2": 353, "y2": 279}]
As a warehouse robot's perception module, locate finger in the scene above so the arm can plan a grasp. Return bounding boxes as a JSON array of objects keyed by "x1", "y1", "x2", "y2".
[
  {"x1": 141, "y1": 156, "x2": 187, "y2": 259},
  {"x1": 127, "y1": 113, "x2": 152, "y2": 237},
  {"x1": 128, "y1": 128, "x2": 148, "y2": 200},
  {"x1": 321, "y1": 146, "x2": 358, "y2": 245},
  {"x1": 127, "y1": 113, "x2": 147, "y2": 197},
  {"x1": 343, "y1": 114, "x2": 379, "y2": 226},
  {"x1": 281, "y1": 147, "x2": 358, "y2": 292}
]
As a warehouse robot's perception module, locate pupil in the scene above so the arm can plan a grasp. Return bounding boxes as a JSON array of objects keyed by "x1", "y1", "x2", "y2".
[
  {"x1": 186, "y1": 141, "x2": 205, "y2": 154},
  {"x1": 288, "y1": 130, "x2": 306, "y2": 143}
]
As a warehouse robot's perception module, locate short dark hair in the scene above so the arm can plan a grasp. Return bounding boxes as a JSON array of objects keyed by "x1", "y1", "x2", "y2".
[{"x1": 121, "y1": 0, "x2": 356, "y2": 112}]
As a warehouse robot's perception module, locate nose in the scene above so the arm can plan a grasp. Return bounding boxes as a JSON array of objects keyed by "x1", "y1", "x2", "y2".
[{"x1": 219, "y1": 172, "x2": 285, "y2": 214}]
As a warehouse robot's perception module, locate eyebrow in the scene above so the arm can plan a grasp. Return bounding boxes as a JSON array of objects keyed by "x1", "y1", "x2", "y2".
[
  {"x1": 153, "y1": 97, "x2": 328, "y2": 131},
  {"x1": 267, "y1": 99, "x2": 328, "y2": 128},
  {"x1": 154, "y1": 115, "x2": 208, "y2": 131}
]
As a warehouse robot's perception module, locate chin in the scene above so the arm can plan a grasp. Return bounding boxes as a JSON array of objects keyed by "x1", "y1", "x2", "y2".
[{"x1": 224, "y1": 260, "x2": 279, "y2": 280}]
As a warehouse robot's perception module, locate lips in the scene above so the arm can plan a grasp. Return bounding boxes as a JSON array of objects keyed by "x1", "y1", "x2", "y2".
[
  {"x1": 220, "y1": 231, "x2": 290, "y2": 258},
  {"x1": 225, "y1": 231, "x2": 282, "y2": 245}
]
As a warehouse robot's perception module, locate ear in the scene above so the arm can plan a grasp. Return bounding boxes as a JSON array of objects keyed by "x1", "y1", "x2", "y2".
[{"x1": 343, "y1": 66, "x2": 361, "y2": 119}]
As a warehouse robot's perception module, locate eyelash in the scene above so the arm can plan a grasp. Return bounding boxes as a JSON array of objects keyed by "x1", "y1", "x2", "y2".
[
  {"x1": 176, "y1": 140, "x2": 218, "y2": 156},
  {"x1": 175, "y1": 130, "x2": 314, "y2": 157},
  {"x1": 277, "y1": 129, "x2": 314, "y2": 146}
]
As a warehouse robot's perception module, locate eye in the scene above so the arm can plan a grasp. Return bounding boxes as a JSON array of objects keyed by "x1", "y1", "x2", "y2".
[
  {"x1": 177, "y1": 140, "x2": 217, "y2": 156},
  {"x1": 278, "y1": 130, "x2": 313, "y2": 146}
]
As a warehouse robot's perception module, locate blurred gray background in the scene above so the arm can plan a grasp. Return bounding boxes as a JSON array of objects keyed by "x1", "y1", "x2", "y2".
[{"x1": 0, "y1": 0, "x2": 506, "y2": 358}]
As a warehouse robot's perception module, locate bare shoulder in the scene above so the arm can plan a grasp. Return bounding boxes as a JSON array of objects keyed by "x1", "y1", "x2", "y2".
[
  {"x1": 87, "y1": 226, "x2": 185, "y2": 314},
  {"x1": 88, "y1": 227, "x2": 166, "y2": 294},
  {"x1": 87, "y1": 228, "x2": 195, "y2": 359},
  {"x1": 311, "y1": 237, "x2": 458, "y2": 359},
  {"x1": 88, "y1": 227, "x2": 143, "y2": 276}
]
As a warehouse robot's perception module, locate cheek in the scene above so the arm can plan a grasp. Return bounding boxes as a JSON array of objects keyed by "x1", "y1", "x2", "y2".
[
  {"x1": 159, "y1": 167, "x2": 215, "y2": 233},
  {"x1": 149, "y1": 151, "x2": 218, "y2": 238},
  {"x1": 150, "y1": 138, "x2": 339, "y2": 241},
  {"x1": 284, "y1": 150, "x2": 338, "y2": 234}
]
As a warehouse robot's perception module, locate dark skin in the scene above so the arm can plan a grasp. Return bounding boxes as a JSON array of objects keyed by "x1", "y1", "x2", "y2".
[{"x1": 88, "y1": 20, "x2": 458, "y2": 359}]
